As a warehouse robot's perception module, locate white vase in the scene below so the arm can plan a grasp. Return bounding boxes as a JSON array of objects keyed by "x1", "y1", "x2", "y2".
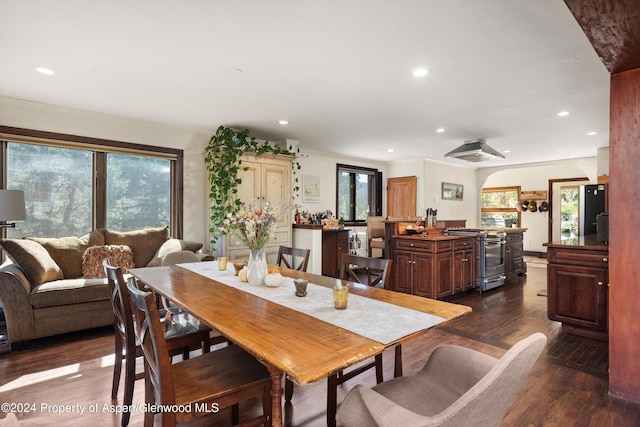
[{"x1": 247, "y1": 249, "x2": 268, "y2": 286}]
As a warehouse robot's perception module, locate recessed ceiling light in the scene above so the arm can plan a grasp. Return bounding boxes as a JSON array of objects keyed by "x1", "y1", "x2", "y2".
[
  {"x1": 587, "y1": 131, "x2": 598, "y2": 136},
  {"x1": 412, "y1": 68, "x2": 429, "y2": 77},
  {"x1": 278, "y1": 120, "x2": 288, "y2": 125},
  {"x1": 387, "y1": 148, "x2": 395, "y2": 153},
  {"x1": 557, "y1": 111, "x2": 570, "y2": 117},
  {"x1": 503, "y1": 150, "x2": 511, "y2": 153},
  {"x1": 436, "y1": 128, "x2": 445, "y2": 133},
  {"x1": 36, "y1": 67, "x2": 55, "y2": 75},
  {"x1": 227, "y1": 67, "x2": 243, "y2": 75}
]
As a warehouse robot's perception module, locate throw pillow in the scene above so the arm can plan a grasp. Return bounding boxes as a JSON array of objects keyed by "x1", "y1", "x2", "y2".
[
  {"x1": 82, "y1": 245, "x2": 135, "y2": 278},
  {"x1": 146, "y1": 239, "x2": 204, "y2": 267},
  {"x1": 26, "y1": 230, "x2": 105, "y2": 279},
  {"x1": 103, "y1": 226, "x2": 168, "y2": 267},
  {"x1": 0, "y1": 238, "x2": 64, "y2": 285}
]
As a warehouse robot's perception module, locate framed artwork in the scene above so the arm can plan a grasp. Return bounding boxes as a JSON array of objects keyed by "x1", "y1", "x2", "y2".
[
  {"x1": 442, "y1": 182, "x2": 464, "y2": 201},
  {"x1": 303, "y1": 175, "x2": 320, "y2": 203}
]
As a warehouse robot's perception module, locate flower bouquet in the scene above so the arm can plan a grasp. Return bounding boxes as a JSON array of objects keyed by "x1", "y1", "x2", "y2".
[{"x1": 223, "y1": 202, "x2": 279, "y2": 285}]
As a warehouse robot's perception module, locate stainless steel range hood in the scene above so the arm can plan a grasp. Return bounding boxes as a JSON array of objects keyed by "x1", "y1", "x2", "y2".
[{"x1": 444, "y1": 139, "x2": 505, "y2": 162}]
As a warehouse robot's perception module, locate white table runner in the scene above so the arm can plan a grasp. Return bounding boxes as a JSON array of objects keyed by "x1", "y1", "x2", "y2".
[{"x1": 179, "y1": 262, "x2": 445, "y2": 345}]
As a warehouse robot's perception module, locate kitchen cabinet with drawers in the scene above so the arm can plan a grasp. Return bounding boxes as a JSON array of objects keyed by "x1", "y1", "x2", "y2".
[
  {"x1": 544, "y1": 235, "x2": 609, "y2": 341},
  {"x1": 391, "y1": 235, "x2": 476, "y2": 299}
]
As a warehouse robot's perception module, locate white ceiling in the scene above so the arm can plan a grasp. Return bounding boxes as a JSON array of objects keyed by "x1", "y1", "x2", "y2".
[{"x1": 0, "y1": 0, "x2": 610, "y2": 167}]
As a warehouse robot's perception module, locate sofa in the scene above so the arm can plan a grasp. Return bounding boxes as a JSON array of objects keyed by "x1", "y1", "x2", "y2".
[{"x1": 0, "y1": 226, "x2": 212, "y2": 347}]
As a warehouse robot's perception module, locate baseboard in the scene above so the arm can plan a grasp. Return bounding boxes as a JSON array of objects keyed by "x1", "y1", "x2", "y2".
[{"x1": 523, "y1": 250, "x2": 545, "y2": 258}]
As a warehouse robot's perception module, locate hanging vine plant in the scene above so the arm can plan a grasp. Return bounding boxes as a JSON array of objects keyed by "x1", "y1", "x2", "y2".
[{"x1": 204, "y1": 125, "x2": 303, "y2": 247}]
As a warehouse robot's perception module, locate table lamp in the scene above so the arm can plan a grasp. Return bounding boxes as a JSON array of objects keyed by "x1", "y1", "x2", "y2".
[{"x1": 0, "y1": 189, "x2": 26, "y2": 228}]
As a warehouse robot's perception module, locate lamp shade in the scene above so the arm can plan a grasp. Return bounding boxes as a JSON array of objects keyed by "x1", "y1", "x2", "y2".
[{"x1": 0, "y1": 190, "x2": 26, "y2": 221}]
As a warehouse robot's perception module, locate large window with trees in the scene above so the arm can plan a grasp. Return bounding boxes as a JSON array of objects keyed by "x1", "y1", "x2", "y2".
[
  {"x1": 336, "y1": 164, "x2": 382, "y2": 223},
  {"x1": 1, "y1": 127, "x2": 183, "y2": 239},
  {"x1": 480, "y1": 186, "x2": 521, "y2": 228}
]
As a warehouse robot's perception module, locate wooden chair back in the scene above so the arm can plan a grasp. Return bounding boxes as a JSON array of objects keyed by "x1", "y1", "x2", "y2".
[
  {"x1": 126, "y1": 277, "x2": 177, "y2": 411},
  {"x1": 104, "y1": 260, "x2": 136, "y2": 354},
  {"x1": 277, "y1": 246, "x2": 311, "y2": 272},
  {"x1": 339, "y1": 253, "x2": 392, "y2": 288}
]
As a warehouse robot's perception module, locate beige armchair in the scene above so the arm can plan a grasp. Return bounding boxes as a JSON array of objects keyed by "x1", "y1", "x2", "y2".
[
  {"x1": 336, "y1": 333, "x2": 546, "y2": 427},
  {"x1": 367, "y1": 216, "x2": 386, "y2": 258}
]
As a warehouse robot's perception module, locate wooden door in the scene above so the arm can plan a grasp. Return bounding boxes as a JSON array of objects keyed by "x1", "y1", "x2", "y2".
[{"x1": 387, "y1": 176, "x2": 417, "y2": 218}]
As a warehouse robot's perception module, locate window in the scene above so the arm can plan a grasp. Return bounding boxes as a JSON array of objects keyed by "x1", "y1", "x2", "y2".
[
  {"x1": 1, "y1": 126, "x2": 183, "y2": 239},
  {"x1": 480, "y1": 186, "x2": 520, "y2": 228},
  {"x1": 336, "y1": 164, "x2": 381, "y2": 223}
]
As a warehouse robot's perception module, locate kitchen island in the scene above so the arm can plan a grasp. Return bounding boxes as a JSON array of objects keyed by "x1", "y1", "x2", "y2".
[{"x1": 385, "y1": 219, "x2": 526, "y2": 299}]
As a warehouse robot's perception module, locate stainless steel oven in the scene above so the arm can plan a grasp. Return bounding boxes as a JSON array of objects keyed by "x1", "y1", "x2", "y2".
[{"x1": 446, "y1": 229, "x2": 507, "y2": 292}]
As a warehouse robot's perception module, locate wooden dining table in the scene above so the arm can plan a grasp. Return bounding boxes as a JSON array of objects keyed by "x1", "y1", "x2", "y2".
[{"x1": 129, "y1": 263, "x2": 471, "y2": 427}]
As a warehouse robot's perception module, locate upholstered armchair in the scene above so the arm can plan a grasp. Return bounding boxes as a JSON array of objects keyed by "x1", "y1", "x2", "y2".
[{"x1": 336, "y1": 333, "x2": 546, "y2": 427}]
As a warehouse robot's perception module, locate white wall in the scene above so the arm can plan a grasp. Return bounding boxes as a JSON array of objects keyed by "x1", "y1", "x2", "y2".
[{"x1": 481, "y1": 158, "x2": 598, "y2": 252}]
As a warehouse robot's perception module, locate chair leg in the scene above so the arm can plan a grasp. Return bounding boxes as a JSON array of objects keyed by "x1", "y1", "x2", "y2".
[
  {"x1": 121, "y1": 348, "x2": 137, "y2": 426},
  {"x1": 327, "y1": 373, "x2": 338, "y2": 427},
  {"x1": 285, "y1": 377, "x2": 294, "y2": 402},
  {"x1": 111, "y1": 338, "x2": 123, "y2": 400},
  {"x1": 374, "y1": 354, "x2": 384, "y2": 384},
  {"x1": 231, "y1": 403, "x2": 240, "y2": 425}
]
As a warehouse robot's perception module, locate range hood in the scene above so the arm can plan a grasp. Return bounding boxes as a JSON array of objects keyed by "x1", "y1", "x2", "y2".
[{"x1": 444, "y1": 139, "x2": 505, "y2": 162}]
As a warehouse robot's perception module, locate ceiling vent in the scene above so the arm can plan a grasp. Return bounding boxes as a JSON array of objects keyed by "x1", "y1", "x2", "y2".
[{"x1": 444, "y1": 139, "x2": 505, "y2": 162}]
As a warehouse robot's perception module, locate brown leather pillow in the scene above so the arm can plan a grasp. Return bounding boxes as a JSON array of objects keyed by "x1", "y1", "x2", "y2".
[
  {"x1": 26, "y1": 230, "x2": 105, "y2": 279},
  {"x1": 0, "y1": 238, "x2": 64, "y2": 285},
  {"x1": 103, "y1": 226, "x2": 168, "y2": 267}
]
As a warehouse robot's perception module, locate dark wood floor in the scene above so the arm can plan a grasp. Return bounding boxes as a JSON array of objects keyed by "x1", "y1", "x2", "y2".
[{"x1": 1, "y1": 263, "x2": 639, "y2": 426}]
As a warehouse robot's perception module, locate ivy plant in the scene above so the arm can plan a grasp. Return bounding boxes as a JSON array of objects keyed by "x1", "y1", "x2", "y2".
[{"x1": 204, "y1": 125, "x2": 302, "y2": 247}]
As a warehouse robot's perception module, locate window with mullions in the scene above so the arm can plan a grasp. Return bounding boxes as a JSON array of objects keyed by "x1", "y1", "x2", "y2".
[
  {"x1": 480, "y1": 186, "x2": 520, "y2": 228},
  {"x1": 336, "y1": 164, "x2": 381, "y2": 222},
  {"x1": 2, "y1": 128, "x2": 182, "y2": 239}
]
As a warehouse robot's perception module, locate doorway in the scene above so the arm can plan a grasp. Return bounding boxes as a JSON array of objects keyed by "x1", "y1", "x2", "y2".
[{"x1": 549, "y1": 177, "x2": 588, "y2": 243}]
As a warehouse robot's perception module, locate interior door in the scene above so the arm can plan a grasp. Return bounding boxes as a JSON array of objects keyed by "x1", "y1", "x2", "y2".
[{"x1": 387, "y1": 176, "x2": 417, "y2": 218}]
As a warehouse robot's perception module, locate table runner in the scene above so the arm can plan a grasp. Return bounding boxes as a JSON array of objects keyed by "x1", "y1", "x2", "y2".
[{"x1": 179, "y1": 262, "x2": 445, "y2": 345}]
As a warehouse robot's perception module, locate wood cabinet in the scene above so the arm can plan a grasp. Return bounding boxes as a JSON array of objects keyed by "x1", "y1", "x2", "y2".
[
  {"x1": 453, "y1": 238, "x2": 475, "y2": 293},
  {"x1": 546, "y1": 237, "x2": 609, "y2": 341},
  {"x1": 391, "y1": 237, "x2": 475, "y2": 299},
  {"x1": 322, "y1": 229, "x2": 350, "y2": 278},
  {"x1": 225, "y1": 154, "x2": 292, "y2": 264},
  {"x1": 505, "y1": 232, "x2": 525, "y2": 277}
]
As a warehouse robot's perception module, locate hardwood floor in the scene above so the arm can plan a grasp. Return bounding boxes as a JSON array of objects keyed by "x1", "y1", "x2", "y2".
[{"x1": 1, "y1": 263, "x2": 639, "y2": 426}]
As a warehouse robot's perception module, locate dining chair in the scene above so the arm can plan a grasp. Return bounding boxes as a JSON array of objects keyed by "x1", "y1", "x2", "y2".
[
  {"x1": 276, "y1": 246, "x2": 311, "y2": 272},
  {"x1": 366, "y1": 216, "x2": 386, "y2": 258},
  {"x1": 103, "y1": 260, "x2": 223, "y2": 427},
  {"x1": 339, "y1": 253, "x2": 392, "y2": 289},
  {"x1": 126, "y1": 276, "x2": 272, "y2": 427},
  {"x1": 336, "y1": 333, "x2": 547, "y2": 427}
]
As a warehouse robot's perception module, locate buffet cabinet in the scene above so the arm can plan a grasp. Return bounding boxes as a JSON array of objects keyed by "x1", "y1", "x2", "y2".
[
  {"x1": 546, "y1": 237, "x2": 609, "y2": 341},
  {"x1": 391, "y1": 236, "x2": 476, "y2": 299},
  {"x1": 224, "y1": 153, "x2": 292, "y2": 264}
]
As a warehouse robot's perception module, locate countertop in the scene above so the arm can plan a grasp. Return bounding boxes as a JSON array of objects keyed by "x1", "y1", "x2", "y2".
[{"x1": 544, "y1": 234, "x2": 608, "y2": 250}]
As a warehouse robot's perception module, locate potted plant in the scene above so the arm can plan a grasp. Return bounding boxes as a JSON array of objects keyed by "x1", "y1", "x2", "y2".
[{"x1": 204, "y1": 125, "x2": 302, "y2": 248}]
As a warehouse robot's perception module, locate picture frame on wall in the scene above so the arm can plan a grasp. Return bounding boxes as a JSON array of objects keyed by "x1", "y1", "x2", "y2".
[
  {"x1": 442, "y1": 182, "x2": 464, "y2": 201},
  {"x1": 303, "y1": 175, "x2": 320, "y2": 203}
]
